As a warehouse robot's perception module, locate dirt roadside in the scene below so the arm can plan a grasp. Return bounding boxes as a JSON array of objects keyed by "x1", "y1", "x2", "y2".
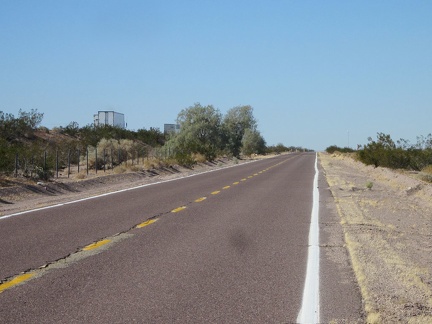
[{"x1": 320, "y1": 152, "x2": 432, "y2": 323}]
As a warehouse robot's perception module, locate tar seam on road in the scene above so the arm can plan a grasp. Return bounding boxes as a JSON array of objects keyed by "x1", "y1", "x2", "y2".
[
  {"x1": 171, "y1": 206, "x2": 187, "y2": 213},
  {"x1": 297, "y1": 153, "x2": 320, "y2": 323},
  {"x1": 82, "y1": 239, "x2": 111, "y2": 251},
  {"x1": 136, "y1": 219, "x2": 158, "y2": 228}
]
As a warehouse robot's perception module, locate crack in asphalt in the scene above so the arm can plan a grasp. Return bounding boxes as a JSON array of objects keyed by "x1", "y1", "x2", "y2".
[{"x1": 0, "y1": 157, "x2": 292, "y2": 294}]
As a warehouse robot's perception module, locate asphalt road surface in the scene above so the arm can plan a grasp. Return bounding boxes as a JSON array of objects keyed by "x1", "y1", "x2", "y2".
[{"x1": 0, "y1": 153, "x2": 363, "y2": 323}]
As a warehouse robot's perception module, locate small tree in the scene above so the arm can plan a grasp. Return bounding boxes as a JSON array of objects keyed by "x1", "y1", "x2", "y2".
[
  {"x1": 241, "y1": 128, "x2": 266, "y2": 156},
  {"x1": 168, "y1": 103, "x2": 222, "y2": 161},
  {"x1": 222, "y1": 105, "x2": 257, "y2": 157}
]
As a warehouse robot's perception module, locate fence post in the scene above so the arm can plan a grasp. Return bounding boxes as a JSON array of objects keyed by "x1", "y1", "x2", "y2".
[
  {"x1": 68, "y1": 150, "x2": 71, "y2": 178},
  {"x1": 111, "y1": 148, "x2": 113, "y2": 170},
  {"x1": 56, "y1": 149, "x2": 59, "y2": 178},
  {"x1": 31, "y1": 156, "x2": 34, "y2": 178},
  {"x1": 103, "y1": 149, "x2": 106, "y2": 172},
  {"x1": 95, "y1": 147, "x2": 98, "y2": 174},
  {"x1": 43, "y1": 151, "x2": 47, "y2": 180},
  {"x1": 15, "y1": 153, "x2": 18, "y2": 177},
  {"x1": 86, "y1": 146, "x2": 89, "y2": 175},
  {"x1": 77, "y1": 149, "x2": 80, "y2": 173}
]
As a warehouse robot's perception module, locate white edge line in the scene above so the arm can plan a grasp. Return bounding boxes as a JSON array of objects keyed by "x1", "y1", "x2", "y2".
[
  {"x1": 0, "y1": 159, "x2": 264, "y2": 221},
  {"x1": 297, "y1": 152, "x2": 320, "y2": 323}
]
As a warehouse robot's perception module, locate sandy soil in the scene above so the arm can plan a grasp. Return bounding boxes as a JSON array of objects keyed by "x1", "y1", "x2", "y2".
[{"x1": 320, "y1": 152, "x2": 432, "y2": 323}]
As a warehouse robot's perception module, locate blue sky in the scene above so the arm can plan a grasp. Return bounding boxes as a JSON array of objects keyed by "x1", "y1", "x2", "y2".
[{"x1": 1, "y1": 1, "x2": 431, "y2": 151}]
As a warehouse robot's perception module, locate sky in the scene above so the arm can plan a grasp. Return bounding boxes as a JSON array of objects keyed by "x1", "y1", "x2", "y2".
[{"x1": 1, "y1": 1, "x2": 431, "y2": 151}]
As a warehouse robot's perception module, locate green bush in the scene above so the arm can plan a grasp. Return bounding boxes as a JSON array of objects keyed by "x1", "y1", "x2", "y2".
[
  {"x1": 326, "y1": 145, "x2": 355, "y2": 154},
  {"x1": 174, "y1": 151, "x2": 196, "y2": 168},
  {"x1": 357, "y1": 133, "x2": 432, "y2": 171}
]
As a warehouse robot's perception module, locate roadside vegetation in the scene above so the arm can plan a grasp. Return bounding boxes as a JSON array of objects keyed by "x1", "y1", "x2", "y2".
[
  {"x1": 326, "y1": 132, "x2": 432, "y2": 182},
  {"x1": 325, "y1": 145, "x2": 355, "y2": 154},
  {"x1": 1, "y1": 106, "x2": 312, "y2": 181}
]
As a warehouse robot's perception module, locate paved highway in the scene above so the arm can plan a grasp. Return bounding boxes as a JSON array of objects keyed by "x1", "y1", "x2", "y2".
[{"x1": 0, "y1": 153, "x2": 363, "y2": 323}]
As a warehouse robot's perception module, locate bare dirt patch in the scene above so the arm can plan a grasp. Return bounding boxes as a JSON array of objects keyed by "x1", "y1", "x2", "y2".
[{"x1": 320, "y1": 152, "x2": 432, "y2": 323}]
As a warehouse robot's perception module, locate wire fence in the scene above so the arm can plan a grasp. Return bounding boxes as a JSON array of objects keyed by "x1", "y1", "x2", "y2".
[{"x1": 3, "y1": 145, "x2": 177, "y2": 180}]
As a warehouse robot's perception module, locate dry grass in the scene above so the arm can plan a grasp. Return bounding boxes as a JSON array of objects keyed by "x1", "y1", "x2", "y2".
[
  {"x1": 320, "y1": 152, "x2": 432, "y2": 322},
  {"x1": 193, "y1": 153, "x2": 207, "y2": 163},
  {"x1": 75, "y1": 172, "x2": 87, "y2": 179},
  {"x1": 113, "y1": 165, "x2": 128, "y2": 174},
  {"x1": 419, "y1": 165, "x2": 432, "y2": 183},
  {"x1": 422, "y1": 165, "x2": 432, "y2": 174}
]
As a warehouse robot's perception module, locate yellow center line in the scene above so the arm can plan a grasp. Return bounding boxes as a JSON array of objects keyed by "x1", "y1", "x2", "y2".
[
  {"x1": 136, "y1": 219, "x2": 158, "y2": 228},
  {"x1": 195, "y1": 197, "x2": 207, "y2": 202},
  {"x1": 222, "y1": 186, "x2": 230, "y2": 190},
  {"x1": 254, "y1": 173, "x2": 259, "y2": 176},
  {"x1": 248, "y1": 176, "x2": 253, "y2": 178},
  {"x1": 0, "y1": 273, "x2": 34, "y2": 294},
  {"x1": 233, "y1": 181, "x2": 240, "y2": 185},
  {"x1": 172, "y1": 206, "x2": 187, "y2": 213},
  {"x1": 83, "y1": 239, "x2": 111, "y2": 251},
  {"x1": 211, "y1": 191, "x2": 220, "y2": 195},
  {"x1": 240, "y1": 178, "x2": 247, "y2": 181}
]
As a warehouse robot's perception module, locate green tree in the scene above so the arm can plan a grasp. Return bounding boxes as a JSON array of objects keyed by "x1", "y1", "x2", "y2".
[
  {"x1": 241, "y1": 128, "x2": 266, "y2": 156},
  {"x1": 222, "y1": 105, "x2": 257, "y2": 157},
  {"x1": 168, "y1": 103, "x2": 222, "y2": 161},
  {"x1": 136, "y1": 127, "x2": 164, "y2": 147}
]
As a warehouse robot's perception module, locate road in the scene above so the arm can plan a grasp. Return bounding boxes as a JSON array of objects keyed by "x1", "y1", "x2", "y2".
[{"x1": 0, "y1": 153, "x2": 363, "y2": 323}]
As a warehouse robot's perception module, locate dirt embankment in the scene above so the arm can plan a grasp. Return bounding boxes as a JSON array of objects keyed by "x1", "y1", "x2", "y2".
[{"x1": 320, "y1": 152, "x2": 432, "y2": 323}]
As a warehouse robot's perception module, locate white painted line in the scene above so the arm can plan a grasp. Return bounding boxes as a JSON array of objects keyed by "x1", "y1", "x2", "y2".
[
  {"x1": 0, "y1": 159, "x2": 262, "y2": 221},
  {"x1": 297, "y1": 153, "x2": 320, "y2": 323}
]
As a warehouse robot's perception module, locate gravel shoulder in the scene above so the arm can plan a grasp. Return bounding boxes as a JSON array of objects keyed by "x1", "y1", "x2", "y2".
[{"x1": 320, "y1": 152, "x2": 432, "y2": 323}]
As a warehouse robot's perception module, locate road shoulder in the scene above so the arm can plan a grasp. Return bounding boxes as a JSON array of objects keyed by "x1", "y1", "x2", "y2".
[
  {"x1": 320, "y1": 152, "x2": 432, "y2": 323},
  {"x1": 318, "y1": 158, "x2": 365, "y2": 323}
]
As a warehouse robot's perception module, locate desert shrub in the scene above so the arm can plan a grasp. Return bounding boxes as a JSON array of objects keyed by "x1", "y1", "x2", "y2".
[
  {"x1": 114, "y1": 165, "x2": 127, "y2": 174},
  {"x1": 358, "y1": 133, "x2": 432, "y2": 171},
  {"x1": 420, "y1": 174, "x2": 432, "y2": 183},
  {"x1": 143, "y1": 157, "x2": 157, "y2": 169},
  {"x1": 75, "y1": 172, "x2": 87, "y2": 179},
  {"x1": 420, "y1": 165, "x2": 432, "y2": 183},
  {"x1": 193, "y1": 153, "x2": 207, "y2": 163},
  {"x1": 326, "y1": 145, "x2": 355, "y2": 154},
  {"x1": 34, "y1": 166, "x2": 53, "y2": 181},
  {"x1": 38, "y1": 126, "x2": 50, "y2": 134},
  {"x1": 422, "y1": 165, "x2": 432, "y2": 174},
  {"x1": 129, "y1": 165, "x2": 141, "y2": 172},
  {"x1": 174, "y1": 151, "x2": 196, "y2": 168}
]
